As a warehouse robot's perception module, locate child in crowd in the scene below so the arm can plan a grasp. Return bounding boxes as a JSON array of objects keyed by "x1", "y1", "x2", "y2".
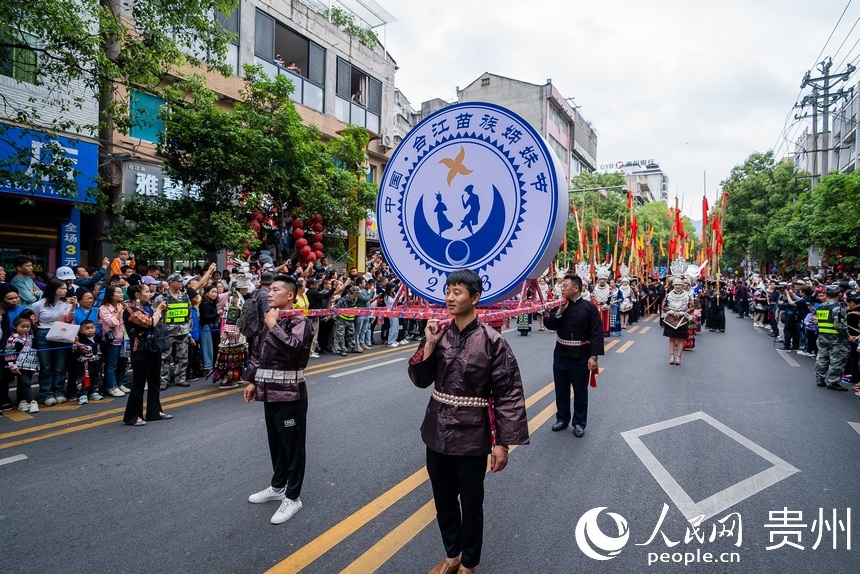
[
  {"x1": 5, "y1": 315, "x2": 39, "y2": 413},
  {"x1": 70, "y1": 320, "x2": 104, "y2": 404}
]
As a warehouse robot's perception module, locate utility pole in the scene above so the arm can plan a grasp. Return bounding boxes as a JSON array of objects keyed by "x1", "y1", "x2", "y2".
[{"x1": 799, "y1": 58, "x2": 855, "y2": 182}]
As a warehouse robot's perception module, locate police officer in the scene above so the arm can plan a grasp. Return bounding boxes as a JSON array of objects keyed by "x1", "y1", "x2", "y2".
[
  {"x1": 814, "y1": 284, "x2": 850, "y2": 391},
  {"x1": 155, "y1": 273, "x2": 193, "y2": 390}
]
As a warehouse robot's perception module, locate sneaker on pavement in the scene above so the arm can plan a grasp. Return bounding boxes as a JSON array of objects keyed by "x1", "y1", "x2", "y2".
[
  {"x1": 309, "y1": 352, "x2": 320, "y2": 358},
  {"x1": 271, "y1": 497, "x2": 302, "y2": 524},
  {"x1": 119, "y1": 385, "x2": 132, "y2": 393},
  {"x1": 109, "y1": 387, "x2": 125, "y2": 397},
  {"x1": 249, "y1": 486, "x2": 286, "y2": 504},
  {"x1": 351, "y1": 348, "x2": 363, "y2": 354},
  {"x1": 78, "y1": 395, "x2": 88, "y2": 405},
  {"x1": 388, "y1": 342, "x2": 399, "y2": 348},
  {"x1": 44, "y1": 397, "x2": 57, "y2": 406},
  {"x1": 91, "y1": 392, "x2": 104, "y2": 401},
  {"x1": 55, "y1": 395, "x2": 67, "y2": 404},
  {"x1": 18, "y1": 401, "x2": 29, "y2": 412},
  {"x1": 398, "y1": 339, "x2": 410, "y2": 345},
  {"x1": 28, "y1": 401, "x2": 39, "y2": 413},
  {"x1": 219, "y1": 381, "x2": 239, "y2": 390},
  {"x1": 339, "y1": 351, "x2": 347, "y2": 357}
]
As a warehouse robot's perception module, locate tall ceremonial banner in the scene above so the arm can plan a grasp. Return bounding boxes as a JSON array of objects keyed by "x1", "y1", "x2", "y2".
[{"x1": 377, "y1": 102, "x2": 568, "y2": 304}]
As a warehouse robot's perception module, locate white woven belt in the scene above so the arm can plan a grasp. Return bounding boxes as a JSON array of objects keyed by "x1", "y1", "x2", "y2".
[
  {"x1": 556, "y1": 337, "x2": 589, "y2": 347},
  {"x1": 432, "y1": 389, "x2": 489, "y2": 408},
  {"x1": 256, "y1": 369, "x2": 304, "y2": 383}
]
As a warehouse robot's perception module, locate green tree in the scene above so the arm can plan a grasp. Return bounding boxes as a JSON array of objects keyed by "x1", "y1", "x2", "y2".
[
  {"x1": 0, "y1": 0, "x2": 237, "y2": 201},
  {"x1": 805, "y1": 171, "x2": 860, "y2": 267},
  {"x1": 721, "y1": 151, "x2": 810, "y2": 269},
  {"x1": 113, "y1": 65, "x2": 376, "y2": 258}
]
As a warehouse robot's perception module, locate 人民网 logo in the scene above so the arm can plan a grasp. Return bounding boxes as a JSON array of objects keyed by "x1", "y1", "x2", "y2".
[
  {"x1": 574, "y1": 507, "x2": 630, "y2": 561},
  {"x1": 377, "y1": 102, "x2": 567, "y2": 304}
]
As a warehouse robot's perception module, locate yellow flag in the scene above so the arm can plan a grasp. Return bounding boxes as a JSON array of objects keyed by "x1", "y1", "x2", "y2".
[{"x1": 659, "y1": 238, "x2": 665, "y2": 256}]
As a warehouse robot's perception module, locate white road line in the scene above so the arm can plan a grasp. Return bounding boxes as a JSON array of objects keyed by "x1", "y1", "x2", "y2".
[
  {"x1": 0, "y1": 454, "x2": 28, "y2": 466},
  {"x1": 849, "y1": 422, "x2": 860, "y2": 436},
  {"x1": 329, "y1": 358, "x2": 406, "y2": 378},
  {"x1": 621, "y1": 411, "x2": 799, "y2": 523},
  {"x1": 776, "y1": 349, "x2": 801, "y2": 367}
]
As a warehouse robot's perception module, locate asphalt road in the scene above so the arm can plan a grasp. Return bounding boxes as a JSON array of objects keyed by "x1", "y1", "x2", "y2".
[{"x1": 1, "y1": 313, "x2": 858, "y2": 574}]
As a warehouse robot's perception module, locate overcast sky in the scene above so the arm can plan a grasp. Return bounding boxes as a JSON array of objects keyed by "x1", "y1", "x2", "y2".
[{"x1": 381, "y1": 0, "x2": 858, "y2": 217}]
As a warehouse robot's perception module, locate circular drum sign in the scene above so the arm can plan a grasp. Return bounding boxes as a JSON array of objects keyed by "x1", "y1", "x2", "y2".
[{"x1": 377, "y1": 102, "x2": 567, "y2": 304}]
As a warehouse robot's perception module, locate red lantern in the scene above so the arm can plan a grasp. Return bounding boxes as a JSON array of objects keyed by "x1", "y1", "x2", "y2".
[
  {"x1": 243, "y1": 249, "x2": 251, "y2": 258},
  {"x1": 312, "y1": 223, "x2": 324, "y2": 233},
  {"x1": 313, "y1": 250, "x2": 324, "y2": 260},
  {"x1": 292, "y1": 228, "x2": 305, "y2": 239},
  {"x1": 249, "y1": 220, "x2": 261, "y2": 232},
  {"x1": 311, "y1": 233, "x2": 323, "y2": 243},
  {"x1": 299, "y1": 245, "x2": 312, "y2": 257},
  {"x1": 306, "y1": 252, "x2": 317, "y2": 262},
  {"x1": 295, "y1": 238, "x2": 308, "y2": 249},
  {"x1": 291, "y1": 219, "x2": 303, "y2": 229},
  {"x1": 311, "y1": 242, "x2": 323, "y2": 252},
  {"x1": 252, "y1": 211, "x2": 264, "y2": 222},
  {"x1": 312, "y1": 214, "x2": 323, "y2": 223},
  {"x1": 837, "y1": 264, "x2": 846, "y2": 271}
]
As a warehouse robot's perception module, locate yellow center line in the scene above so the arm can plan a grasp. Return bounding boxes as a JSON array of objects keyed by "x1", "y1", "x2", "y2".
[
  {"x1": 604, "y1": 339, "x2": 619, "y2": 350},
  {"x1": 627, "y1": 325, "x2": 639, "y2": 333},
  {"x1": 0, "y1": 348, "x2": 416, "y2": 439},
  {"x1": 340, "y1": 402, "x2": 558, "y2": 573},
  {"x1": 0, "y1": 388, "x2": 244, "y2": 451},
  {"x1": 268, "y1": 381, "x2": 557, "y2": 574},
  {"x1": 640, "y1": 326, "x2": 651, "y2": 334},
  {"x1": 616, "y1": 340, "x2": 635, "y2": 353}
]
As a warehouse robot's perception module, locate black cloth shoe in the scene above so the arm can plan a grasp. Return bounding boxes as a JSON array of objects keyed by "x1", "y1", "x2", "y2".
[
  {"x1": 817, "y1": 382, "x2": 828, "y2": 387},
  {"x1": 827, "y1": 384, "x2": 848, "y2": 391},
  {"x1": 175, "y1": 381, "x2": 190, "y2": 387},
  {"x1": 573, "y1": 425, "x2": 585, "y2": 437},
  {"x1": 551, "y1": 421, "x2": 568, "y2": 432}
]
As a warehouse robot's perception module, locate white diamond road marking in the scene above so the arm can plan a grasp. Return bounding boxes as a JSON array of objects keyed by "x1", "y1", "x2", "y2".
[
  {"x1": 621, "y1": 411, "x2": 799, "y2": 523},
  {"x1": 0, "y1": 454, "x2": 28, "y2": 466},
  {"x1": 849, "y1": 422, "x2": 860, "y2": 436}
]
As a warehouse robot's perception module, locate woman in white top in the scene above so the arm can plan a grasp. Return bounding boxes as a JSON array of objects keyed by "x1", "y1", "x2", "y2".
[{"x1": 31, "y1": 278, "x2": 76, "y2": 405}]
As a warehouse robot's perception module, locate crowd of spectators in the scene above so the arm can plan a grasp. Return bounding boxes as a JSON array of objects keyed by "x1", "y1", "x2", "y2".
[{"x1": 0, "y1": 250, "x2": 431, "y2": 415}]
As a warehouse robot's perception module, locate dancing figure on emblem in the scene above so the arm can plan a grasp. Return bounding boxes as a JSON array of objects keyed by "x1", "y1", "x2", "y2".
[
  {"x1": 663, "y1": 277, "x2": 694, "y2": 365},
  {"x1": 434, "y1": 192, "x2": 454, "y2": 234},
  {"x1": 458, "y1": 184, "x2": 480, "y2": 234}
]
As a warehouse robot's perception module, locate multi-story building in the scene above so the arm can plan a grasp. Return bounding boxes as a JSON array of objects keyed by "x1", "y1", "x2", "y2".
[
  {"x1": 829, "y1": 83, "x2": 858, "y2": 175},
  {"x1": 455, "y1": 72, "x2": 598, "y2": 186},
  {"x1": 624, "y1": 163, "x2": 669, "y2": 204},
  {"x1": 0, "y1": 26, "x2": 100, "y2": 274}
]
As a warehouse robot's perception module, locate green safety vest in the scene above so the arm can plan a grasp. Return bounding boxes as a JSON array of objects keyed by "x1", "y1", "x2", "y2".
[
  {"x1": 164, "y1": 301, "x2": 191, "y2": 324},
  {"x1": 816, "y1": 305, "x2": 838, "y2": 335}
]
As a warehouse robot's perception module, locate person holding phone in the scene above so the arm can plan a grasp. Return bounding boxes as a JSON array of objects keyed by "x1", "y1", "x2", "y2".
[{"x1": 31, "y1": 278, "x2": 76, "y2": 405}]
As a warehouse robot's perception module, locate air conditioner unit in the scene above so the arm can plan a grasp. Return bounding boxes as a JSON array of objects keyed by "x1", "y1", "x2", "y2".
[{"x1": 379, "y1": 134, "x2": 393, "y2": 151}]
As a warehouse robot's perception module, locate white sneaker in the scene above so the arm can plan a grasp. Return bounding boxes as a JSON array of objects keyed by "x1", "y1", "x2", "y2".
[
  {"x1": 309, "y1": 352, "x2": 320, "y2": 358},
  {"x1": 398, "y1": 339, "x2": 410, "y2": 345},
  {"x1": 388, "y1": 342, "x2": 399, "y2": 348},
  {"x1": 119, "y1": 385, "x2": 132, "y2": 393},
  {"x1": 29, "y1": 401, "x2": 39, "y2": 413},
  {"x1": 271, "y1": 497, "x2": 302, "y2": 524},
  {"x1": 55, "y1": 395, "x2": 67, "y2": 404},
  {"x1": 249, "y1": 486, "x2": 286, "y2": 504},
  {"x1": 44, "y1": 397, "x2": 57, "y2": 406},
  {"x1": 18, "y1": 401, "x2": 29, "y2": 412},
  {"x1": 78, "y1": 395, "x2": 88, "y2": 405},
  {"x1": 109, "y1": 387, "x2": 125, "y2": 397},
  {"x1": 91, "y1": 392, "x2": 104, "y2": 401}
]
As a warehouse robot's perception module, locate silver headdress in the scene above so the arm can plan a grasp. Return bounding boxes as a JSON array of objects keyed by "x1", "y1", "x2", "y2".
[
  {"x1": 231, "y1": 258, "x2": 255, "y2": 290},
  {"x1": 595, "y1": 260, "x2": 611, "y2": 280},
  {"x1": 575, "y1": 261, "x2": 590, "y2": 279}
]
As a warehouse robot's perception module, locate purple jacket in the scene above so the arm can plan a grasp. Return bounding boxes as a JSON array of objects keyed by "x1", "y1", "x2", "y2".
[
  {"x1": 244, "y1": 314, "x2": 314, "y2": 402},
  {"x1": 408, "y1": 318, "x2": 530, "y2": 456}
]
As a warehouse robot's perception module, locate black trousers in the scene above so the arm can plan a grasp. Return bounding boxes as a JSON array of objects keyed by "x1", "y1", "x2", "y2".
[
  {"x1": 123, "y1": 350, "x2": 164, "y2": 423},
  {"x1": 264, "y1": 400, "x2": 308, "y2": 501},
  {"x1": 553, "y1": 355, "x2": 590, "y2": 428},
  {"x1": 426, "y1": 447, "x2": 487, "y2": 569}
]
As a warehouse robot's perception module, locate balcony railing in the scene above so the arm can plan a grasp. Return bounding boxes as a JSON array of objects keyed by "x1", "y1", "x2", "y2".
[{"x1": 254, "y1": 57, "x2": 324, "y2": 114}]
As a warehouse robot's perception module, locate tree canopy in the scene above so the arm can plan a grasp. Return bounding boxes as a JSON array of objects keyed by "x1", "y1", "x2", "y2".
[
  {"x1": 109, "y1": 65, "x2": 377, "y2": 260},
  {"x1": 0, "y1": 0, "x2": 237, "y2": 200}
]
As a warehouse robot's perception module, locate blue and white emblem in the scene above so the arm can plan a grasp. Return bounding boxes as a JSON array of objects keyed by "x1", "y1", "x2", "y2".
[{"x1": 378, "y1": 102, "x2": 567, "y2": 304}]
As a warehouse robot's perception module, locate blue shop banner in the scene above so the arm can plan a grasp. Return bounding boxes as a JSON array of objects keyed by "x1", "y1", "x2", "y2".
[{"x1": 0, "y1": 124, "x2": 98, "y2": 203}]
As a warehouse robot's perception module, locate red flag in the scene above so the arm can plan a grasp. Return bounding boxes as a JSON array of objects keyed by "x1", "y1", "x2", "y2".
[
  {"x1": 627, "y1": 189, "x2": 633, "y2": 209},
  {"x1": 617, "y1": 226, "x2": 624, "y2": 241},
  {"x1": 675, "y1": 209, "x2": 685, "y2": 239},
  {"x1": 711, "y1": 212, "x2": 720, "y2": 231},
  {"x1": 702, "y1": 197, "x2": 709, "y2": 229}
]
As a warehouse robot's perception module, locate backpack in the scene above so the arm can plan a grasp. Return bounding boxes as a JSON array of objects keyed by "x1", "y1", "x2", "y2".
[
  {"x1": 143, "y1": 321, "x2": 171, "y2": 353},
  {"x1": 237, "y1": 294, "x2": 263, "y2": 339}
]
